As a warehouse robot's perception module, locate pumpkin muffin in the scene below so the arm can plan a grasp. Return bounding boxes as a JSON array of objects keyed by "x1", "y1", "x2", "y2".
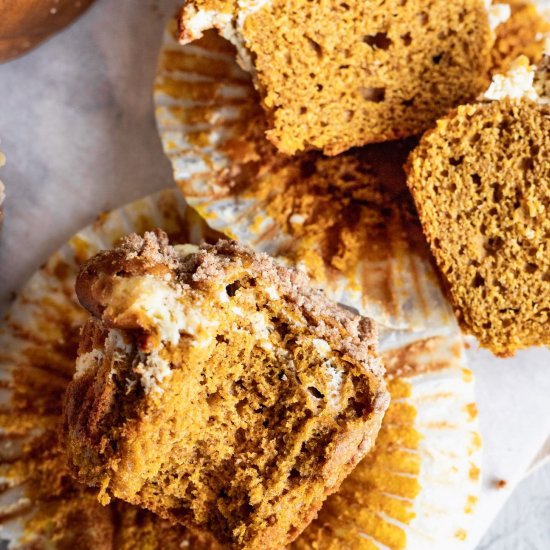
[
  {"x1": 406, "y1": 56, "x2": 550, "y2": 356},
  {"x1": 63, "y1": 231, "x2": 389, "y2": 549},
  {"x1": 178, "y1": 0, "x2": 493, "y2": 155}
]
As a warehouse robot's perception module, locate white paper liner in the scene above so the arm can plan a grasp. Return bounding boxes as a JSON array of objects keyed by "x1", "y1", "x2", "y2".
[
  {"x1": 0, "y1": 189, "x2": 215, "y2": 548},
  {"x1": 386, "y1": 335, "x2": 482, "y2": 549},
  {"x1": 154, "y1": 22, "x2": 457, "y2": 333},
  {"x1": 533, "y1": 0, "x2": 550, "y2": 20},
  {"x1": 0, "y1": 189, "x2": 480, "y2": 549},
  {"x1": 295, "y1": 332, "x2": 481, "y2": 550}
]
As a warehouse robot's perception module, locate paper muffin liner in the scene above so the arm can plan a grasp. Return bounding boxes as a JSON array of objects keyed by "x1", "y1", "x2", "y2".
[
  {"x1": 377, "y1": 331, "x2": 481, "y2": 549},
  {"x1": 154, "y1": 22, "x2": 458, "y2": 333},
  {"x1": 533, "y1": 0, "x2": 550, "y2": 20},
  {"x1": 295, "y1": 330, "x2": 481, "y2": 550},
  {"x1": 0, "y1": 189, "x2": 480, "y2": 548},
  {"x1": 0, "y1": 190, "x2": 215, "y2": 548}
]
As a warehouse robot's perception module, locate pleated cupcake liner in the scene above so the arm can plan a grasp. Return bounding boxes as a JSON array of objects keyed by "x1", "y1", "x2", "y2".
[{"x1": 0, "y1": 189, "x2": 480, "y2": 549}]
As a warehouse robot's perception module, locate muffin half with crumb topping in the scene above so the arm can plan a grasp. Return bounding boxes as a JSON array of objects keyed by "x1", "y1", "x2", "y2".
[{"x1": 63, "y1": 230, "x2": 389, "y2": 550}]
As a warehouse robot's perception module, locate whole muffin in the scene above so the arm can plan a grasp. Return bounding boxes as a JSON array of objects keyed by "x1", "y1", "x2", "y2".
[{"x1": 0, "y1": 0, "x2": 95, "y2": 62}]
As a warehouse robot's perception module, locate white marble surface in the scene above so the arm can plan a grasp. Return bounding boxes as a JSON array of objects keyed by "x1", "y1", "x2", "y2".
[
  {"x1": 0, "y1": 0, "x2": 180, "y2": 311},
  {"x1": 0, "y1": 0, "x2": 549, "y2": 548},
  {"x1": 465, "y1": 346, "x2": 550, "y2": 549},
  {"x1": 478, "y1": 462, "x2": 550, "y2": 550}
]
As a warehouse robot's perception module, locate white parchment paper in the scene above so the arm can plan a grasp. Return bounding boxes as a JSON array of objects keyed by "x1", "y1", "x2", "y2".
[{"x1": 0, "y1": 0, "x2": 549, "y2": 548}]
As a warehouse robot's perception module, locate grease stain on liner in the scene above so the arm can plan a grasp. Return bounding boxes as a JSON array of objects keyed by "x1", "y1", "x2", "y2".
[
  {"x1": 154, "y1": 21, "x2": 455, "y2": 333},
  {"x1": 0, "y1": 190, "x2": 480, "y2": 549}
]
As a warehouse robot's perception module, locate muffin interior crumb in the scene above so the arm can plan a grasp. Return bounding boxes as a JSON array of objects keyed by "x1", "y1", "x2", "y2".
[{"x1": 65, "y1": 235, "x2": 387, "y2": 548}]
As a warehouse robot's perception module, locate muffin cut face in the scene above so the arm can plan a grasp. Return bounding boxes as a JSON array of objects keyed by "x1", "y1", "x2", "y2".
[
  {"x1": 406, "y1": 89, "x2": 550, "y2": 356},
  {"x1": 63, "y1": 232, "x2": 389, "y2": 549},
  {"x1": 178, "y1": 0, "x2": 492, "y2": 155}
]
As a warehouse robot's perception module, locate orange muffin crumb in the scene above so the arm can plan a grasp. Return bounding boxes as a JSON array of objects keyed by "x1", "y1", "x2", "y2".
[{"x1": 490, "y1": 1, "x2": 550, "y2": 75}]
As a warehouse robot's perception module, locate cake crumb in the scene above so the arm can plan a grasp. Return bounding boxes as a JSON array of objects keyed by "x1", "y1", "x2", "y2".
[{"x1": 495, "y1": 479, "x2": 508, "y2": 489}]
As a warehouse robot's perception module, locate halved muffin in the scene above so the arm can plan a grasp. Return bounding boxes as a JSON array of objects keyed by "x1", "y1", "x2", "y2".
[
  {"x1": 178, "y1": 0, "x2": 493, "y2": 155},
  {"x1": 406, "y1": 56, "x2": 550, "y2": 356},
  {"x1": 63, "y1": 231, "x2": 389, "y2": 549}
]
